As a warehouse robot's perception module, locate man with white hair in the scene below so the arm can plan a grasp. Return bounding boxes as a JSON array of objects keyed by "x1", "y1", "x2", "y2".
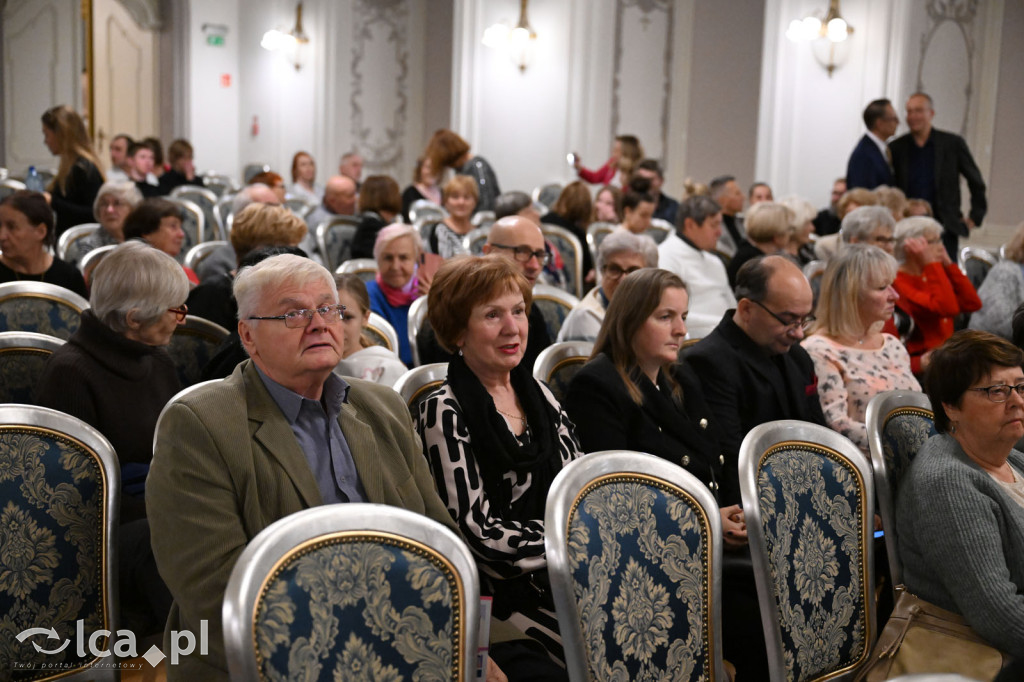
[
  {"x1": 558, "y1": 230, "x2": 658, "y2": 342},
  {"x1": 148, "y1": 254, "x2": 519, "y2": 680}
]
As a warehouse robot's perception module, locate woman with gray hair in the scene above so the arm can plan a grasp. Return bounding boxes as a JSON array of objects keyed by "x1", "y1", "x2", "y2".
[
  {"x1": 68, "y1": 180, "x2": 143, "y2": 265},
  {"x1": 893, "y1": 216, "x2": 980, "y2": 373},
  {"x1": 38, "y1": 240, "x2": 189, "y2": 513},
  {"x1": 37, "y1": 240, "x2": 189, "y2": 636},
  {"x1": 779, "y1": 195, "x2": 818, "y2": 265},
  {"x1": 557, "y1": 229, "x2": 657, "y2": 341},
  {"x1": 970, "y1": 222, "x2": 1024, "y2": 340},
  {"x1": 803, "y1": 244, "x2": 920, "y2": 453},
  {"x1": 366, "y1": 222, "x2": 425, "y2": 365}
]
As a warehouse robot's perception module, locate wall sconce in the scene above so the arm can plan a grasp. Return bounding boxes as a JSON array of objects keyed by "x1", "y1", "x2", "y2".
[
  {"x1": 786, "y1": 0, "x2": 854, "y2": 77},
  {"x1": 261, "y1": 2, "x2": 310, "y2": 71},
  {"x1": 482, "y1": 0, "x2": 537, "y2": 72}
]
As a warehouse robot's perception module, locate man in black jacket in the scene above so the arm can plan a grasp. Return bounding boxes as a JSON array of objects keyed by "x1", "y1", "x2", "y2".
[
  {"x1": 890, "y1": 92, "x2": 986, "y2": 261},
  {"x1": 686, "y1": 255, "x2": 826, "y2": 464}
]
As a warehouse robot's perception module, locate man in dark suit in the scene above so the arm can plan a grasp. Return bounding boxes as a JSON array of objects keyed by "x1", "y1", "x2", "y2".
[
  {"x1": 890, "y1": 92, "x2": 987, "y2": 260},
  {"x1": 147, "y1": 254, "x2": 521, "y2": 680},
  {"x1": 686, "y1": 255, "x2": 827, "y2": 465},
  {"x1": 846, "y1": 98, "x2": 899, "y2": 190}
]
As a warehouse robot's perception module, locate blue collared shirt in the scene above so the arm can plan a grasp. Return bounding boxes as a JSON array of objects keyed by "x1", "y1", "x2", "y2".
[{"x1": 255, "y1": 365, "x2": 366, "y2": 504}]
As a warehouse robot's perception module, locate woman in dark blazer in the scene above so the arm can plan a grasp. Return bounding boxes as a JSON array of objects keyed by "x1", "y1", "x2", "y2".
[{"x1": 563, "y1": 267, "x2": 769, "y2": 678}]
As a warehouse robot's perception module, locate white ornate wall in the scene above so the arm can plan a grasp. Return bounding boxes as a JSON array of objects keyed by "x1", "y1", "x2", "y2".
[{"x1": 2, "y1": 0, "x2": 84, "y2": 173}]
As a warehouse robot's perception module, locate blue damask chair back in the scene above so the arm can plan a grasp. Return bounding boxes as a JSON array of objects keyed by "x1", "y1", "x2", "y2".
[
  {"x1": 0, "y1": 405, "x2": 119, "y2": 681},
  {"x1": 865, "y1": 390, "x2": 935, "y2": 589},
  {"x1": 545, "y1": 450, "x2": 725, "y2": 681},
  {"x1": 166, "y1": 315, "x2": 230, "y2": 388},
  {"x1": 223, "y1": 504, "x2": 480, "y2": 682},
  {"x1": 739, "y1": 420, "x2": 876, "y2": 682},
  {"x1": 0, "y1": 281, "x2": 89, "y2": 341},
  {"x1": 0, "y1": 332, "x2": 66, "y2": 404},
  {"x1": 532, "y1": 284, "x2": 580, "y2": 342}
]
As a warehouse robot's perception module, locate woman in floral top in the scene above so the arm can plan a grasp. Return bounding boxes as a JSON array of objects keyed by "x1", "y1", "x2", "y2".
[{"x1": 802, "y1": 244, "x2": 920, "y2": 452}]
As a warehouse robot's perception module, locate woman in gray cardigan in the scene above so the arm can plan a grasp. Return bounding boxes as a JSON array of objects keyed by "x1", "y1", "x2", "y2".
[{"x1": 896, "y1": 330, "x2": 1024, "y2": 658}]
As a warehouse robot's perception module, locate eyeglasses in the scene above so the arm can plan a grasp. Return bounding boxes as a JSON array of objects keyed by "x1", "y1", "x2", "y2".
[
  {"x1": 966, "y1": 383, "x2": 1024, "y2": 403},
  {"x1": 750, "y1": 299, "x2": 815, "y2": 331},
  {"x1": 248, "y1": 304, "x2": 346, "y2": 328},
  {"x1": 167, "y1": 305, "x2": 188, "y2": 322},
  {"x1": 869, "y1": 236, "x2": 896, "y2": 245},
  {"x1": 489, "y1": 243, "x2": 551, "y2": 266},
  {"x1": 601, "y1": 264, "x2": 643, "y2": 279}
]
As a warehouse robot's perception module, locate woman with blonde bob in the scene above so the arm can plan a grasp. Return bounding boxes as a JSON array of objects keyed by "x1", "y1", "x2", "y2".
[
  {"x1": 803, "y1": 244, "x2": 920, "y2": 452},
  {"x1": 428, "y1": 175, "x2": 479, "y2": 258},
  {"x1": 726, "y1": 201, "x2": 794, "y2": 286},
  {"x1": 416, "y1": 255, "x2": 583, "y2": 668},
  {"x1": 971, "y1": 222, "x2": 1024, "y2": 340},
  {"x1": 40, "y1": 104, "x2": 105, "y2": 232}
]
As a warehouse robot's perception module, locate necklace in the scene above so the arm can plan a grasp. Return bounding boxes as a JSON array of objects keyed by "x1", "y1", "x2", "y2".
[{"x1": 495, "y1": 407, "x2": 526, "y2": 423}]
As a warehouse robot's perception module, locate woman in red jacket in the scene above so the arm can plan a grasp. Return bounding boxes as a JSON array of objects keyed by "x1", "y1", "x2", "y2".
[{"x1": 893, "y1": 216, "x2": 981, "y2": 373}]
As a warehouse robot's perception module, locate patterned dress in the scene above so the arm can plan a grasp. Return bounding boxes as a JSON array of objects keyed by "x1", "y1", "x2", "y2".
[
  {"x1": 802, "y1": 333, "x2": 920, "y2": 452},
  {"x1": 416, "y1": 379, "x2": 583, "y2": 661}
]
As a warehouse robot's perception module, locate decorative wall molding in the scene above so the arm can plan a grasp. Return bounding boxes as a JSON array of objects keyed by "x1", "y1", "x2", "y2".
[
  {"x1": 350, "y1": 0, "x2": 409, "y2": 174},
  {"x1": 115, "y1": 0, "x2": 161, "y2": 31},
  {"x1": 611, "y1": 0, "x2": 674, "y2": 161},
  {"x1": 915, "y1": 0, "x2": 978, "y2": 135}
]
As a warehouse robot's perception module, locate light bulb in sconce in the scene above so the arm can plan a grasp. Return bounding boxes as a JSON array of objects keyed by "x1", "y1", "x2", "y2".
[
  {"x1": 827, "y1": 17, "x2": 849, "y2": 42},
  {"x1": 482, "y1": 22, "x2": 509, "y2": 48}
]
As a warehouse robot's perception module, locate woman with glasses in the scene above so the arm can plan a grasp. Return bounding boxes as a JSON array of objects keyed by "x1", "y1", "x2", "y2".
[
  {"x1": 37, "y1": 241, "x2": 188, "y2": 637},
  {"x1": 366, "y1": 223, "x2": 424, "y2": 365},
  {"x1": 67, "y1": 181, "x2": 143, "y2": 266},
  {"x1": 802, "y1": 244, "x2": 920, "y2": 453},
  {"x1": 893, "y1": 216, "x2": 981, "y2": 373},
  {"x1": 895, "y1": 330, "x2": 1024, "y2": 662},
  {"x1": 557, "y1": 230, "x2": 658, "y2": 342}
]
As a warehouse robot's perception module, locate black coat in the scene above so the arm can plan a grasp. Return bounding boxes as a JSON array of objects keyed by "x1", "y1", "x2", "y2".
[
  {"x1": 685, "y1": 312, "x2": 827, "y2": 465},
  {"x1": 890, "y1": 128, "x2": 986, "y2": 237},
  {"x1": 564, "y1": 353, "x2": 735, "y2": 505}
]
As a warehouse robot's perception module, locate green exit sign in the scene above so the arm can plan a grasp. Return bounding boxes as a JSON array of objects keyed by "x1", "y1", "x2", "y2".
[{"x1": 207, "y1": 34, "x2": 225, "y2": 47}]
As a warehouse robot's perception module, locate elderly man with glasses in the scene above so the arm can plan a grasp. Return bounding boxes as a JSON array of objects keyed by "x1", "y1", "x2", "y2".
[{"x1": 147, "y1": 253, "x2": 519, "y2": 681}]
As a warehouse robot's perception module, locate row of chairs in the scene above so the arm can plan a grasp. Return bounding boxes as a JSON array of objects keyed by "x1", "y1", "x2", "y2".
[{"x1": 211, "y1": 387, "x2": 944, "y2": 680}]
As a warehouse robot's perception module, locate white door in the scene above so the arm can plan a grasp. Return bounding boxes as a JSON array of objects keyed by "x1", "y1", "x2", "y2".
[
  {"x1": 91, "y1": 0, "x2": 159, "y2": 170},
  {"x1": 2, "y1": 0, "x2": 84, "y2": 175}
]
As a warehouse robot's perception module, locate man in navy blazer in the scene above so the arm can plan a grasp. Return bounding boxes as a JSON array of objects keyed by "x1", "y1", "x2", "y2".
[
  {"x1": 846, "y1": 98, "x2": 899, "y2": 190},
  {"x1": 890, "y1": 92, "x2": 987, "y2": 260},
  {"x1": 686, "y1": 256, "x2": 827, "y2": 465}
]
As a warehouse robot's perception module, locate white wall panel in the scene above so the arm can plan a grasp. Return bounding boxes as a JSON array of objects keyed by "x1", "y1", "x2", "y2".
[{"x1": 2, "y1": 0, "x2": 83, "y2": 174}]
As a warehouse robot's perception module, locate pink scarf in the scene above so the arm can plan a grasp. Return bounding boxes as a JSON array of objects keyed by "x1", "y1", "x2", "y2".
[{"x1": 375, "y1": 269, "x2": 419, "y2": 308}]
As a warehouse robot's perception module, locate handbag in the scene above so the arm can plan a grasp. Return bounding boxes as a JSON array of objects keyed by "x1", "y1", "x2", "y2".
[{"x1": 857, "y1": 588, "x2": 1009, "y2": 680}]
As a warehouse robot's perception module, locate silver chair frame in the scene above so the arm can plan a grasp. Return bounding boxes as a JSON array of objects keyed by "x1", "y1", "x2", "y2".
[
  {"x1": 222, "y1": 503, "x2": 480, "y2": 682},
  {"x1": 0, "y1": 405, "x2": 120, "y2": 681},
  {"x1": 531, "y1": 283, "x2": 581, "y2": 340},
  {"x1": 739, "y1": 420, "x2": 877, "y2": 682},
  {"x1": 366, "y1": 311, "x2": 400, "y2": 353},
  {"x1": 461, "y1": 226, "x2": 490, "y2": 255},
  {"x1": 532, "y1": 340, "x2": 594, "y2": 386},
  {"x1": 57, "y1": 223, "x2": 101, "y2": 261},
  {"x1": 315, "y1": 216, "x2": 361, "y2": 271},
  {"x1": 334, "y1": 258, "x2": 378, "y2": 277},
  {"x1": 0, "y1": 280, "x2": 90, "y2": 312},
  {"x1": 393, "y1": 362, "x2": 449, "y2": 410},
  {"x1": 646, "y1": 218, "x2": 673, "y2": 243},
  {"x1": 165, "y1": 196, "x2": 206, "y2": 252},
  {"x1": 170, "y1": 186, "x2": 222, "y2": 241},
  {"x1": 545, "y1": 450, "x2": 726, "y2": 682},
  {"x1": 183, "y1": 240, "x2": 230, "y2": 273},
  {"x1": 79, "y1": 244, "x2": 117, "y2": 278},
  {"x1": 540, "y1": 223, "x2": 584, "y2": 297},
  {"x1": 407, "y1": 295, "x2": 429, "y2": 367},
  {"x1": 865, "y1": 390, "x2": 933, "y2": 591}
]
